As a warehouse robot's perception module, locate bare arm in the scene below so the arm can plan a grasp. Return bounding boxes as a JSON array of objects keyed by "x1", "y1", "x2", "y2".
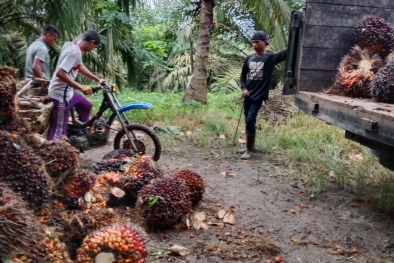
[
  {"x1": 32, "y1": 58, "x2": 44, "y2": 79},
  {"x1": 56, "y1": 69, "x2": 92, "y2": 95}
]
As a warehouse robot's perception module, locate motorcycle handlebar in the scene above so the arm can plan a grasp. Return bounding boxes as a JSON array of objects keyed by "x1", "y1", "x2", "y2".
[{"x1": 91, "y1": 86, "x2": 102, "y2": 93}]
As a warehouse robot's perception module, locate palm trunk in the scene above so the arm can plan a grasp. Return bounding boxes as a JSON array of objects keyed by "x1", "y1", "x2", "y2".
[{"x1": 182, "y1": 0, "x2": 213, "y2": 104}]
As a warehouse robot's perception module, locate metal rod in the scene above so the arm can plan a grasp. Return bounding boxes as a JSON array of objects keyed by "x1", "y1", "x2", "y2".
[{"x1": 230, "y1": 99, "x2": 244, "y2": 158}]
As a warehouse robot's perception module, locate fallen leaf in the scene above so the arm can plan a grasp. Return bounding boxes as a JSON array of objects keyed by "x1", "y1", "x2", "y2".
[
  {"x1": 326, "y1": 247, "x2": 345, "y2": 255},
  {"x1": 200, "y1": 222, "x2": 209, "y2": 230},
  {"x1": 195, "y1": 212, "x2": 206, "y2": 221},
  {"x1": 238, "y1": 138, "x2": 246, "y2": 144},
  {"x1": 217, "y1": 209, "x2": 226, "y2": 219},
  {"x1": 221, "y1": 171, "x2": 236, "y2": 177},
  {"x1": 171, "y1": 245, "x2": 191, "y2": 256},
  {"x1": 223, "y1": 211, "x2": 235, "y2": 225},
  {"x1": 192, "y1": 218, "x2": 201, "y2": 230},
  {"x1": 208, "y1": 222, "x2": 225, "y2": 228}
]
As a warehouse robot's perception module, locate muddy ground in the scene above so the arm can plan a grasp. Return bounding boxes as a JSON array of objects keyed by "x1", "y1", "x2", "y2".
[{"x1": 79, "y1": 136, "x2": 394, "y2": 263}]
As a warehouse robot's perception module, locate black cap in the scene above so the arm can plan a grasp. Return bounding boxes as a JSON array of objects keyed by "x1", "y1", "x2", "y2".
[{"x1": 252, "y1": 31, "x2": 269, "y2": 45}]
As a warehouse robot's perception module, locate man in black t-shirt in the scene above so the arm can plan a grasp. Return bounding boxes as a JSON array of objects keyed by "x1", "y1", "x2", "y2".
[{"x1": 239, "y1": 31, "x2": 287, "y2": 159}]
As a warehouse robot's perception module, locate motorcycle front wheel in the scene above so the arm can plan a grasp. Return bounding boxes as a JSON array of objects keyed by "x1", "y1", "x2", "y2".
[{"x1": 113, "y1": 124, "x2": 161, "y2": 161}]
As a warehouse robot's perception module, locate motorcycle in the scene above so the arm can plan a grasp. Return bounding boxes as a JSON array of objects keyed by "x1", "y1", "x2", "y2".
[{"x1": 66, "y1": 82, "x2": 162, "y2": 161}]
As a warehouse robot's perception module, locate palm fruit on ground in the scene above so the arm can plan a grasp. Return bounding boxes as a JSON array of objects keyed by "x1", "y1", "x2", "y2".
[
  {"x1": 352, "y1": 17, "x2": 394, "y2": 58},
  {"x1": 63, "y1": 208, "x2": 118, "y2": 248},
  {"x1": 38, "y1": 139, "x2": 80, "y2": 178},
  {"x1": 328, "y1": 45, "x2": 385, "y2": 97},
  {"x1": 76, "y1": 225, "x2": 147, "y2": 263},
  {"x1": 0, "y1": 185, "x2": 41, "y2": 258},
  {"x1": 371, "y1": 58, "x2": 394, "y2": 103},
  {"x1": 0, "y1": 117, "x2": 31, "y2": 134},
  {"x1": 61, "y1": 169, "x2": 96, "y2": 209},
  {"x1": 121, "y1": 156, "x2": 163, "y2": 204},
  {"x1": 0, "y1": 66, "x2": 18, "y2": 124},
  {"x1": 0, "y1": 131, "x2": 50, "y2": 207},
  {"x1": 137, "y1": 177, "x2": 192, "y2": 228},
  {"x1": 92, "y1": 159, "x2": 129, "y2": 174},
  {"x1": 102, "y1": 149, "x2": 136, "y2": 160},
  {"x1": 11, "y1": 232, "x2": 72, "y2": 263},
  {"x1": 174, "y1": 169, "x2": 205, "y2": 206},
  {"x1": 86, "y1": 172, "x2": 123, "y2": 210}
]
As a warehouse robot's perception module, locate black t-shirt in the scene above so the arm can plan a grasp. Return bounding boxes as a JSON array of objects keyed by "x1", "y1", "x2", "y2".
[{"x1": 240, "y1": 48, "x2": 288, "y2": 101}]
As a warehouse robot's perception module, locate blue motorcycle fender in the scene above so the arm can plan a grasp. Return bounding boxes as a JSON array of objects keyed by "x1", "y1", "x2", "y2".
[{"x1": 107, "y1": 102, "x2": 152, "y2": 126}]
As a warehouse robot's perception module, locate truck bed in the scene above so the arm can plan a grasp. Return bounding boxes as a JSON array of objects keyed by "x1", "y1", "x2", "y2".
[{"x1": 296, "y1": 91, "x2": 394, "y2": 147}]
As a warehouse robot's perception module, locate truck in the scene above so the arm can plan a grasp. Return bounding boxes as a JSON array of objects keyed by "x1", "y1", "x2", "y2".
[{"x1": 283, "y1": 0, "x2": 394, "y2": 170}]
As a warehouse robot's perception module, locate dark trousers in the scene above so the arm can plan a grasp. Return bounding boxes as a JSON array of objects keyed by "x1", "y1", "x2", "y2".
[{"x1": 244, "y1": 98, "x2": 264, "y2": 134}]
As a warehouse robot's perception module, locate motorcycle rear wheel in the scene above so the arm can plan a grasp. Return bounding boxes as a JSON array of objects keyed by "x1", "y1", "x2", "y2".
[{"x1": 113, "y1": 124, "x2": 161, "y2": 161}]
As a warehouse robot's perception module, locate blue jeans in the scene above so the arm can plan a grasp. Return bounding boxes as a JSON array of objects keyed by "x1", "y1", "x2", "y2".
[{"x1": 244, "y1": 98, "x2": 264, "y2": 134}]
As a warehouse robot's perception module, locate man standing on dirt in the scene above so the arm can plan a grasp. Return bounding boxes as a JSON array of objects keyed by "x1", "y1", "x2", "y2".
[
  {"x1": 240, "y1": 31, "x2": 287, "y2": 159},
  {"x1": 25, "y1": 25, "x2": 60, "y2": 85},
  {"x1": 48, "y1": 29, "x2": 106, "y2": 141}
]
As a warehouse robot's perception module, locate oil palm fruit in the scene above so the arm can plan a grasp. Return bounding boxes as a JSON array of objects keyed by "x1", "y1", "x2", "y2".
[
  {"x1": 137, "y1": 177, "x2": 192, "y2": 228},
  {"x1": 352, "y1": 17, "x2": 394, "y2": 58},
  {"x1": 174, "y1": 170, "x2": 205, "y2": 206},
  {"x1": 76, "y1": 225, "x2": 147, "y2": 263},
  {"x1": 371, "y1": 58, "x2": 394, "y2": 102}
]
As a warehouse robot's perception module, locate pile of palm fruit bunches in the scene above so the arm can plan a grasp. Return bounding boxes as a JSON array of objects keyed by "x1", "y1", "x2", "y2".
[
  {"x1": 328, "y1": 16, "x2": 394, "y2": 103},
  {"x1": 0, "y1": 66, "x2": 205, "y2": 263}
]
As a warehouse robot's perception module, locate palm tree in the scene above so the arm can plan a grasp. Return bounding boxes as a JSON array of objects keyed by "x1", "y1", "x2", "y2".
[{"x1": 182, "y1": 0, "x2": 214, "y2": 104}]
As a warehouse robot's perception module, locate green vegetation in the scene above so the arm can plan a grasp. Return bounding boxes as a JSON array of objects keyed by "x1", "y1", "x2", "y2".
[{"x1": 92, "y1": 88, "x2": 394, "y2": 212}]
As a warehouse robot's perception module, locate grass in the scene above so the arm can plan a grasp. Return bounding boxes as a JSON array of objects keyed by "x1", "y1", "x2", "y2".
[{"x1": 90, "y1": 88, "x2": 394, "y2": 213}]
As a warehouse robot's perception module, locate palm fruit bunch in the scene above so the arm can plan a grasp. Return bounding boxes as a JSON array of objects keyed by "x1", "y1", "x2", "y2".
[
  {"x1": 0, "y1": 66, "x2": 18, "y2": 124},
  {"x1": 63, "y1": 208, "x2": 118, "y2": 246},
  {"x1": 61, "y1": 169, "x2": 96, "y2": 209},
  {"x1": 0, "y1": 131, "x2": 50, "y2": 207},
  {"x1": 328, "y1": 45, "x2": 385, "y2": 97},
  {"x1": 0, "y1": 117, "x2": 31, "y2": 134},
  {"x1": 121, "y1": 156, "x2": 163, "y2": 203},
  {"x1": 352, "y1": 17, "x2": 394, "y2": 58},
  {"x1": 371, "y1": 59, "x2": 394, "y2": 103},
  {"x1": 38, "y1": 140, "x2": 79, "y2": 178},
  {"x1": 174, "y1": 170, "x2": 205, "y2": 206},
  {"x1": 12, "y1": 232, "x2": 72, "y2": 263},
  {"x1": 137, "y1": 177, "x2": 192, "y2": 228},
  {"x1": 0, "y1": 185, "x2": 41, "y2": 258},
  {"x1": 75, "y1": 225, "x2": 147, "y2": 263},
  {"x1": 92, "y1": 159, "x2": 129, "y2": 174}
]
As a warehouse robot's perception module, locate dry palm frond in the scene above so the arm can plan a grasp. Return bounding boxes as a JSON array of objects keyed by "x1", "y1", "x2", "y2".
[
  {"x1": 0, "y1": 184, "x2": 42, "y2": 258},
  {"x1": 326, "y1": 45, "x2": 385, "y2": 97},
  {"x1": 258, "y1": 89, "x2": 298, "y2": 122}
]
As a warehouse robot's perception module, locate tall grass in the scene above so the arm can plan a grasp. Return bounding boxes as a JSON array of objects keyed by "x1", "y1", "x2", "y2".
[{"x1": 90, "y1": 89, "x2": 394, "y2": 212}]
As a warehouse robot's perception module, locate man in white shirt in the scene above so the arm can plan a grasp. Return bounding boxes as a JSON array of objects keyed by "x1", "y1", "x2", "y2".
[{"x1": 48, "y1": 30, "x2": 105, "y2": 140}]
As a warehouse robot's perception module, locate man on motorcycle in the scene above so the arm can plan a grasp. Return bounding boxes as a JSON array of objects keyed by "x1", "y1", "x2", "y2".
[
  {"x1": 24, "y1": 25, "x2": 60, "y2": 89},
  {"x1": 48, "y1": 29, "x2": 106, "y2": 141}
]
